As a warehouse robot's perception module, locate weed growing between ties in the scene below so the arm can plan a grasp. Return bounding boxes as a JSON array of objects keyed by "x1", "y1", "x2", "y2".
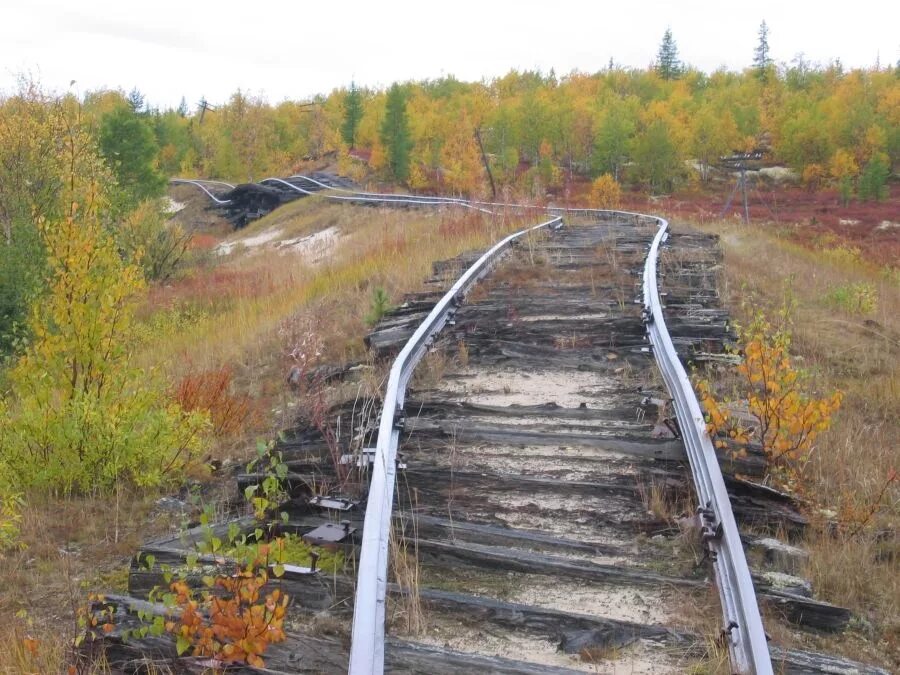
[
  {"x1": 389, "y1": 484, "x2": 424, "y2": 636},
  {"x1": 114, "y1": 439, "x2": 347, "y2": 669},
  {"x1": 365, "y1": 287, "x2": 393, "y2": 327}
]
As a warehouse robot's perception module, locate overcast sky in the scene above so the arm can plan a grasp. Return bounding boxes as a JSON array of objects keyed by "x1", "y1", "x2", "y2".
[{"x1": 2, "y1": 0, "x2": 898, "y2": 109}]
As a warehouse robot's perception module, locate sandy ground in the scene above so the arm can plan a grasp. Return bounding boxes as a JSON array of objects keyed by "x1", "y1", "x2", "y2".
[{"x1": 216, "y1": 224, "x2": 342, "y2": 262}]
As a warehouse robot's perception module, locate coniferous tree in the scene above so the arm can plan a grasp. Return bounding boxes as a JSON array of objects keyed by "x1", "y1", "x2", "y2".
[
  {"x1": 858, "y1": 154, "x2": 889, "y2": 201},
  {"x1": 754, "y1": 21, "x2": 773, "y2": 80},
  {"x1": 380, "y1": 83, "x2": 412, "y2": 182},
  {"x1": 177, "y1": 96, "x2": 189, "y2": 117},
  {"x1": 127, "y1": 87, "x2": 146, "y2": 114},
  {"x1": 656, "y1": 29, "x2": 682, "y2": 80},
  {"x1": 99, "y1": 105, "x2": 166, "y2": 208},
  {"x1": 341, "y1": 82, "x2": 363, "y2": 148}
]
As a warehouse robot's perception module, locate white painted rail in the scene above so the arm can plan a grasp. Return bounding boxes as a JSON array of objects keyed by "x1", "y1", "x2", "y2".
[
  {"x1": 643, "y1": 216, "x2": 772, "y2": 675},
  {"x1": 348, "y1": 215, "x2": 563, "y2": 675}
]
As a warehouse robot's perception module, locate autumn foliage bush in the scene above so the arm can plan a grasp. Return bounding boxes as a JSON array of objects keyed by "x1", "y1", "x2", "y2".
[
  {"x1": 697, "y1": 310, "x2": 842, "y2": 492},
  {"x1": 0, "y1": 122, "x2": 207, "y2": 506},
  {"x1": 0, "y1": 207, "x2": 207, "y2": 493},
  {"x1": 590, "y1": 174, "x2": 622, "y2": 209},
  {"x1": 174, "y1": 366, "x2": 261, "y2": 438},
  {"x1": 165, "y1": 543, "x2": 289, "y2": 668}
]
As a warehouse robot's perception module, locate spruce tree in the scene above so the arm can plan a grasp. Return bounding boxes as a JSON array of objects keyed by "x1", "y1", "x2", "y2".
[
  {"x1": 656, "y1": 29, "x2": 682, "y2": 80},
  {"x1": 127, "y1": 87, "x2": 146, "y2": 114},
  {"x1": 754, "y1": 21, "x2": 772, "y2": 80},
  {"x1": 380, "y1": 84, "x2": 412, "y2": 182},
  {"x1": 341, "y1": 82, "x2": 363, "y2": 148},
  {"x1": 858, "y1": 155, "x2": 889, "y2": 201},
  {"x1": 99, "y1": 105, "x2": 166, "y2": 208}
]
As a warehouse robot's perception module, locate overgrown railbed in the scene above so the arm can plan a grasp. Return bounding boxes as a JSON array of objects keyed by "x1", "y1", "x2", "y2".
[{"x1": 79, "y1": 216, "x2": 889, "y2": 673}]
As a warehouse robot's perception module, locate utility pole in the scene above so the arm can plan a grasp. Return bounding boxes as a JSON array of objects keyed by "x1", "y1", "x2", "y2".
[
  {"x1": 197, "y1": 98, "x2": 216, "y2": 124},
  {"x1": 717, "y1": 151, "x2": 762, "y2": 224},
  {"x1": 474, "y1": 127, "x2": 497, "y2": 199}
]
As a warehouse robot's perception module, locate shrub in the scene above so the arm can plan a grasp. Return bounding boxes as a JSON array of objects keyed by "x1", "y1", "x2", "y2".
[
  {"x1": 365, "y1": 287, "x2": 392, "y2": 326},
  {"x1": 174, "y1": 367, "x2": 260, "y2": 439},
  {"x1": 824, "y1": 282, "x2": 878, "y2": 314},
  {"x1": 801, "y1": 163, "x2": 826, "y2": 192},
  {"x1": 821, "y1": 245, "x2": 863, "y2": 268},
  {"x1": 0, "y1": 221, "x2": 45, "y2": 356},
  {"x1": 829, "y1": 149, "x2": 858, "y2": 206},
  {"x1": 163, "y1": 543, "x2": 289, "y2": 668},
  {"x1": 116, "y1": 199, "x2": 193, "y2": 282},
  {"x1": 857, "y1": 153, "x2": 890, "y2": 201},
  {"x1": 697, "y1": 310, "x2": 842, "y2": 491},
  {"x1": 0, "y1": 180, "x2": 208, "y2": 496},
  {"x1": 589, "y1": 174, "x2": 622, "y2": 208},
  {"x1": 0, "y1": 489, "x2": 23, "y2": 552}
]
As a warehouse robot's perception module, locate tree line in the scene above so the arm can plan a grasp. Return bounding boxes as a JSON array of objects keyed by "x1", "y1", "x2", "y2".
[
  {"x1": 121, "y1": 27, "x2": 897, "y2": 202},
  {"x1": 5, "y1": 28, "x2": 893, "y2": 206},
  {"x1": 225, "y1": 78, "x2": 891, "y2": 196}
]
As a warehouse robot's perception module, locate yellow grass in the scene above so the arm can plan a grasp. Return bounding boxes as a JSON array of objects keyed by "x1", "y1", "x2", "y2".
[
  {"x1": 140, "y1": 201, "x2": 529, "y2": 375},
  {"x1": 689, "y1": 218, "x2": 899, "y2": 667}
]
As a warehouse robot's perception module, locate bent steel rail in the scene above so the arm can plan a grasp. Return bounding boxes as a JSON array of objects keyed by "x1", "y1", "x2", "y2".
[
  {"x1": 643, "y1": 217, "x2": 772, "y2": 675},
  {"x1": 261, "y1": 176, "x2": 493, "y2": 214},
  {"x1": 348, "y1": 215, "x2": 563, "y2": 675},
  {"x1": 168, "y1": 175, "x2": 771, "y2": 673},
  {"x1": 169, "y1": 178, "x2": 234, "y2": 204}
]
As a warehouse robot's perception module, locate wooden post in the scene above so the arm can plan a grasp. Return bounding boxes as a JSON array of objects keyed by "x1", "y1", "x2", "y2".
[
  {"x1": 740, "y1": 165, "x2": 750, "y2": 224},
  {"x1": 474, "y1": 127, "x2": 497, "y2": 199}
]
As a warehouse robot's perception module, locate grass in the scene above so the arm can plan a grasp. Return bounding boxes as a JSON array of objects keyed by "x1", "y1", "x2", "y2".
[
  {"x1": 688, "y1": 217, "x2": 899, "y2": 668},
  {"x1": 139, "y1": 202, "x2": 528, "y2": 376},
  {"x1": 0, "y1": 494, "x2": 176, "y2": 673},
  {"x1": 0, "y1": 196, "x2": 538, "y2": 671}
]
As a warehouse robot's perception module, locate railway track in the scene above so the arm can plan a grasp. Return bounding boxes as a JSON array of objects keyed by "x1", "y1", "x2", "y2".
[
  {"x1": 360, "y1": 214, "x2": 716, "y2": 673},
  {"x1": 92, "y1": 187, "x2": 885, "y2": 674}
]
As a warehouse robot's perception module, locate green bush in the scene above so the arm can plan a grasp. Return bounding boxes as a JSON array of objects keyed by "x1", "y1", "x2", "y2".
[
  {"x1": 858, "y1": 154, "x2": 890, "y2": 201},
  {"x1": 115, "y1": 199, "x2": 192, "y2": 282},
  {"x1": 365, "y1": 287, "x2": 392, "y2": 326},
  {"x1": 824, "y1": 282, "x2": 878, "y2": 314},
  {"x1": 0, "y1": 179, "x2": 208, "y2": 497},
  {"x1": 0, "y1": 221, "x2": 46, "y2": 356}
]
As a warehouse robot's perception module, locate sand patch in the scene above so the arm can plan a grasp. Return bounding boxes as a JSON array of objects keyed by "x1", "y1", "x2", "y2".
[{"x1": 216, "y1": 227, "x2": 284, "y2": 255}]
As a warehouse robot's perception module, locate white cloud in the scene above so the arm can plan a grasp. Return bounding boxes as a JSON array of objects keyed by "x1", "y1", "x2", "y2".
[{"x1": 1, "y1": 0, "x2": 897, "y2": 108}]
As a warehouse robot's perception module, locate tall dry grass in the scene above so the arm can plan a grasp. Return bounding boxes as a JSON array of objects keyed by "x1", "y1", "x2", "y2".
[
  {"x1": 691, "y1": 219, "x2": 899, "y2": 666},
  {"x1": 0, "y1": 198, "x2": 538, "y2": 670},
  {"x1": 139, "y1": 201, "x2": 530, "y2": 376}
]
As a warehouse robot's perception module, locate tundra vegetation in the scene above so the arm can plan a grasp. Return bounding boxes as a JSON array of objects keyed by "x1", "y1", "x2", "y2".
[
  {"x1": 692, "y1": 222, "x2": 898, "y2": 667},
  {"x1": 0, "y1": 23, "x2": 897, "y2": 670}
]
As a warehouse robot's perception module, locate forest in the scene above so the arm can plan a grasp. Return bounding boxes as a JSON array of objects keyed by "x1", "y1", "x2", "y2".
[{"x1": 132, "y1": 60, "x2": 898, "y2": 198}]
